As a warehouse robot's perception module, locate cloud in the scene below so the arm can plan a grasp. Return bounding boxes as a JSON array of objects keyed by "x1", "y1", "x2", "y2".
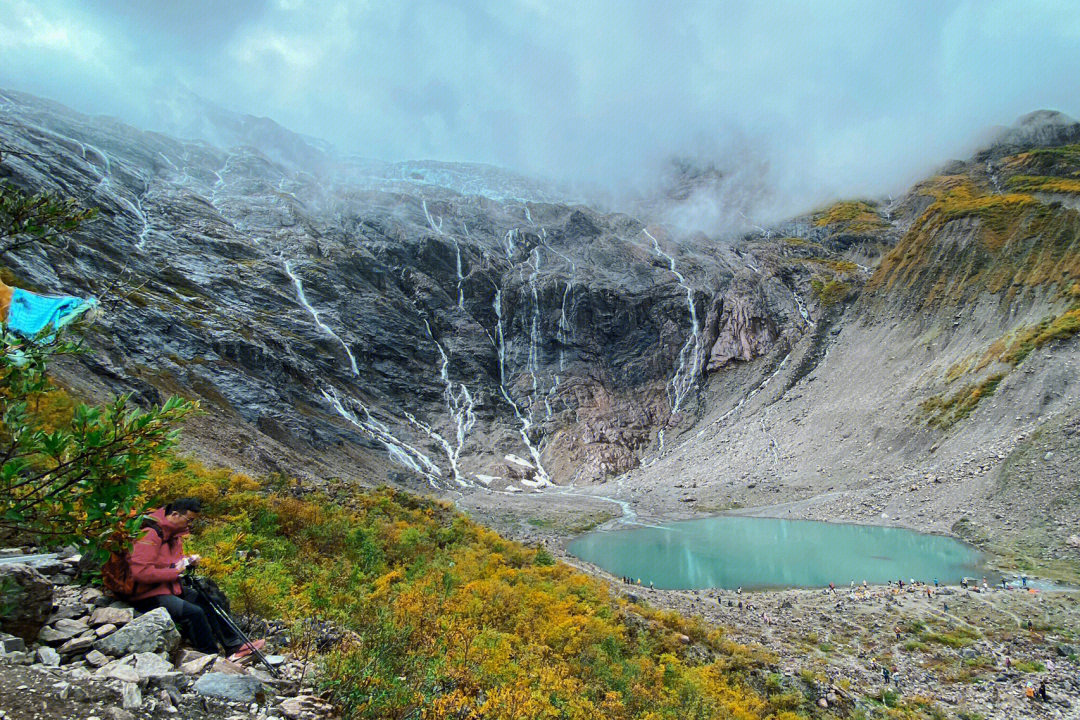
[{"x1": 1, "y1": 0, "x2": 1079, "y2": 228}]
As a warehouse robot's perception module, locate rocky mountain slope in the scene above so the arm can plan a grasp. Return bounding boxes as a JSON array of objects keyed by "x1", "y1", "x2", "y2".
[
  {"x1": 0, "y1": 88, "x2": 848, "y2": 493},
  {"x1": 1, "y1": 89, "x2": 1078, "y2": 574},
  {"x1": 574, "y1": 111, "x2": 1080, "y2": 577}
]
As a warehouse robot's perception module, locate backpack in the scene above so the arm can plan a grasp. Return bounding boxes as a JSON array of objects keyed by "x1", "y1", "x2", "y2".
[{"x1": 101, "y1": 519, "x2": 164, "y2": 599}]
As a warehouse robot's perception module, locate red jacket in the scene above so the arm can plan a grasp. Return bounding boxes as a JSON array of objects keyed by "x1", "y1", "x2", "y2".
[{"x1": 128, "y1": 507, "x2": 188, "y2": 601}]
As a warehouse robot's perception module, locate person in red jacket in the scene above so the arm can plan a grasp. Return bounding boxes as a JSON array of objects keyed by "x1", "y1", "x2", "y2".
[{"x1": 129, "y1": 498, "x2": 262, "y2": 660}]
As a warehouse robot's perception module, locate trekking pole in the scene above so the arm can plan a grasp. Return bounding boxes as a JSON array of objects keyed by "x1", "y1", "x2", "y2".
[{"x1": 186, "y1": 573, "x2": 280, "y2": 677}]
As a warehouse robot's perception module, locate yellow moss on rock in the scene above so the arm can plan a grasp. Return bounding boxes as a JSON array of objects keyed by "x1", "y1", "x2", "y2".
[
  {"x1": 869, "y1": 176, "x2": 1080, "y2": 302},
  {"x1": 813, "y1": 200, "x2": 887, "y2": 234},
  {"x1": 1005, "y1": 175, "x2": 1080, "y2": 195}
]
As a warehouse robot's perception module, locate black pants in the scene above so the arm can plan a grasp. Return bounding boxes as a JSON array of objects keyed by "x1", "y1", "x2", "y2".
[{"x1": 134, "y1": 584, "x2": 242, "y2": 655}]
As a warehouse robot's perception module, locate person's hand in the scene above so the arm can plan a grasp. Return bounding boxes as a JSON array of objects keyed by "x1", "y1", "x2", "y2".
[{"x1": 186, "y1": 554, "x2": 201, "y2": 569}]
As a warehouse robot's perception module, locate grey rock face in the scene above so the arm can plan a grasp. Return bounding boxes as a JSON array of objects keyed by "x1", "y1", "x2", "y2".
[
  {"x1": 0, "y1": 563, "x2": 54, "y2": 643},
  {"x1": 193, "y1": 672, "x2": 264, "y2": 703},
  {"x1": 0, "y1": 88, "x2": 834, "y2": 489},
  {"x1": 93, "y1": 607, "x2": 180, "y2": 657}
]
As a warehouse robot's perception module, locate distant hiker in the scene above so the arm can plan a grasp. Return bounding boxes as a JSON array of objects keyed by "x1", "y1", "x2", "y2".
[
  {"x1": 736, "y1": 586, "x2": 742, "y2": 595},
  {"x1": 894, "y1": 625, "x2": 902, "y2": 640},
  {"x1": 648, "y1": 581, "x2": 654, "y2": 589},
  {"x1": 882, "y1": 666, "x2": 891, "y2": 684},
  {"x1": 943, "y1": 602, "x2": 948, "y2": 612},
  {"x1": 126, "y1": 498, "x2": 263, "y2": 660},
  {"x1": 1022, "y1": 574, "x2": 1028, "y2": 588},
  {"x1": 1002, "y1": 578, "x2": 1008, "y2": 590},
  {"x1": 926, "y1": 588, "x2": 932, "y2": 599},
  {"x1": 1026, "y1": 684, "x2": 1035, "y2": 699},
  {"x1": 1005, "y1": 656, "x2": 1012, "y2": 670},
  {"x1": 1027, "y1": 619, "x2": 1033, "y2": 630},
  {"x1": 933, "y1": 578, "x2": 938, "y2": 588}
]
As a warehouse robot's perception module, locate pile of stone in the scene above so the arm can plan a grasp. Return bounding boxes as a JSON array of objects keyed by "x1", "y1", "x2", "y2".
[{"x1": 0, "y1": 554, "x2": 335, "y2": 720}]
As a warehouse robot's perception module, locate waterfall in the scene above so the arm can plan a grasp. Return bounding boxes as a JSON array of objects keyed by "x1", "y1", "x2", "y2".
[
  {"x1": 78, "y1": 142, "x2": 152, "y2": 249},
  {"x1": 282, "y1": 260, "x2": 359, "y2": 375},
  {"x1": 527, "y1": 248, "x2": 542, "y2": 404},
  {"x1": 546, "y1": 246, "x2": 577, "y2": 373},
  {"x1": 792, "y1": 289, "x2": 815, "y2": 327},
  {"x1": 643, "y1": 228, "x2": 703, "y2": 420},
  {"x1": 157, "y1": 152, "x2": 178, "y2": 173},
  {"x1": 502, "y1": 228, "x2": 518, "y2": 259},
  {"x1": 321, "y1": 387, "x2": 442, "y2": 486},
  {"x1": 209, "y1": 154, "x2": 233, "y2": 206},
  {"x1": 493, "y1": 287, "x2": 551, "y2": 486},
  {"x1": 422, "y1": 200, "x2": 465, "y2": 310},
  {"x1": 410, "y1": 319, "x2": 477, "y2": 487},
  {"x1": 284, "y1": 258, "x2": 449, "y2": 484},
  {"x1": 987, "y1": 160, "x2": 1002, "y2": 193}
]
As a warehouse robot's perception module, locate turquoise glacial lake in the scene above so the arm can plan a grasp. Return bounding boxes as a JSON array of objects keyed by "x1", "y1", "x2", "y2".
[{"x1": 567, "y1": 516, "x2": 987, "y2": 590}]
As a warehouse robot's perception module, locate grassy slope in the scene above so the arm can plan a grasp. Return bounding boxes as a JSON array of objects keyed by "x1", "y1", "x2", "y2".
[{"x1": 142, "y1": 456, "x2": 814, "y2": 720}]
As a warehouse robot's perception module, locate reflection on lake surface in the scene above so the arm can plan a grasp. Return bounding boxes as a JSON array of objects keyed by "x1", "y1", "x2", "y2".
[{"x1": 568, "y1": 516, "x2": 986, "y2": 590}]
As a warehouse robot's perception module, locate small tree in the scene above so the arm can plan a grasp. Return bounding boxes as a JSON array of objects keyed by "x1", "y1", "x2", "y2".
[
  {"x1": 0, "y1": 180, "x2": 97, "y2": 258},
  {"x1": 0, "y1": 328, "x2": 196, "y2": 555}
]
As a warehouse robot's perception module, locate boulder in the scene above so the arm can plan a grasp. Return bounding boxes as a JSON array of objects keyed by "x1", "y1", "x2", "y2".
[
  {"x1": 53, "y1": 617, "x2": 88, "y2": 633},
  {"x1": 212, "y1": 657, "x2": 248, "y2": 675},
  {"x1": 58, "y1": 636, "x2": 95, "y2": 655},
  {"x1": 177, "y1": 649, "x2": 208, "y2": 665},
  {"x1": 94, "y1": 607, "x2": 180, "y2": 657},
  {"x1": 48, "y1": 604, "x2": 89, "y2": 622},
  {"x1": 36, "y1": 646, "x2": 61, "y2": 666},
  {"x1": 95, "y1": 623, "x2": 117, "y2": 637},
  {"x1": 97, "y1": 659, "x2": 140, "y2": 684},
  {"x1": 193, "y1": 672, "x2": 263, "y2": 703},
  {"x1": 0, "y1": 563, "x2": 54, "y2": 642},
  {"x1": 38, "y1": 625, "x2": 80, "y2": 644},
  {"x1": 279, "y1": 695, "x2": 336, "y2": 719},
  {"x1": 0, "y1": 632, "x2": 26, "y2": 653},
  {"x1": 121, "y1": 681, "x2": 142, "y2": 709},
  {"x1": 180, "y1": 653, "x2": 217, "y2": 675},
  {"x1": 89, "y1": 606, "x2": 133, "y2": 626},
  {"x1": 133, "y1": 651, "x2": 181, "y2": 685},
  {"x1": 81, "y1": 587, "x2": 105, "y2": 605},
  {"x1": 85, "y1": 649, "x2": 110, "y2": 667}
]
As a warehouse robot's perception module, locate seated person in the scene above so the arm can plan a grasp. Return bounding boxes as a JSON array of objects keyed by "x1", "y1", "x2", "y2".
[{"x1": 127, "y1": 497, "x2": 263, "y2": 661}]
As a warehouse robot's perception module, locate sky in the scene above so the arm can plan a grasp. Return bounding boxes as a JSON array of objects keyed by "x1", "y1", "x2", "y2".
[{"x1": 2, "y1": 0, "x2": 1079, "y2": 225}]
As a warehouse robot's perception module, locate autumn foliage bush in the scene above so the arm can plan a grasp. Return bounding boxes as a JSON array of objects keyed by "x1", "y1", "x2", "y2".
[{"x1": 140, "y1": 457, "x2": 806, "y2": 720}]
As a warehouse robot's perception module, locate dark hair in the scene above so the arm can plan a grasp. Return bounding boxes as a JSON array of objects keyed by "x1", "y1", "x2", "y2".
[{"x1": 165, "y1": 497, "x2": 203, "y2": 515}]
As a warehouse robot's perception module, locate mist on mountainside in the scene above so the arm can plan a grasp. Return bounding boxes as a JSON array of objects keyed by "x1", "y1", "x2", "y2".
[{"x1": 2, "y1": 1, "x2": 1079, "y2": 236}]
